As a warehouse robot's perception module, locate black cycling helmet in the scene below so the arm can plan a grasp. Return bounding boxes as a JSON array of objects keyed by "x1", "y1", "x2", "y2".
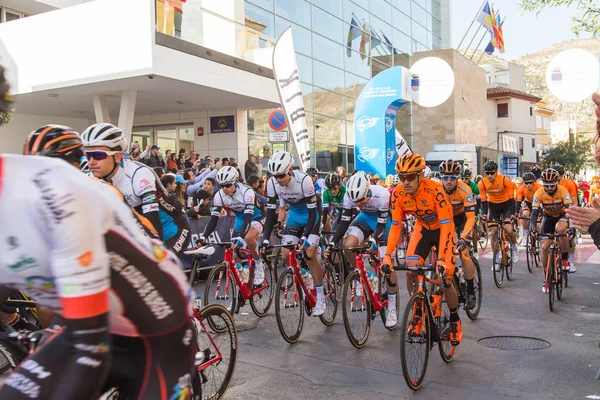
[
  {"x1": 439, "y1": 160, "x2": 462, "y2": 175},
  {"x1": 306, "y1": 167, "x2": 319, "y2": 176},
  {"x1": 522, "y1": 172, "x2": 536, "y2": 182},
  {"x1": 325, "y1": 172, "x2": 341, "y2": 189},
  {"x1": 540, "y1": 168, "x2": 560, "y2": 183},
  {"x1": 24, "y1": 125, "x2": 84, "y2": 165},
  {"x1": 530, "y1": 166, "x2": 541, "y2": 179},
  {"x1": 552, "y1": 164, "x2": 565, "y2": 176},
  {"x1": 483, "y1": 160, "x2": 498, "y2": 172},
  {"x1": 461, "y1": 168, "x2": 472, "y2": 179}
]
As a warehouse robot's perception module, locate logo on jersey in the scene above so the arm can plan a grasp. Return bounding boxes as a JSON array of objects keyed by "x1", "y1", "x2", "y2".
[
  {"x1": 152, "y1": 244, "x2": 167, "y2": 261},
  {"x1": 78, "y1": 251, "x2": 93, "y2": 267},
  {"x1": 565, "y1": 194, "x2": 571, "y2": 200},
  {"x1": 25, "y1": 276, "x2": 56, "y2": 294},
  {"x1": 171, "y1": 373, "x2": 192, "y2": 400},
  {"x1": 74, "y1": 343, "x2": 110, "y2": 354},
  {"x1": 7, "y1": 256, "x2": 38, "y2": 272},
  {"x1": 140, "y1": 178, "x2": 151, "y2": 189},
  {"x1": 467, "y1": 194, "x2": 474, "y2": 203}
]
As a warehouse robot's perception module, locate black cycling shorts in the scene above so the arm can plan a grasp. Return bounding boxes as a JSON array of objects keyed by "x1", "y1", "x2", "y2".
[
  {"x1": 488, "y1": 200, "x2": 512, "y2": 224},
  {"x1": 540, "y1": 214, "x2": 568, "y2": 238}
]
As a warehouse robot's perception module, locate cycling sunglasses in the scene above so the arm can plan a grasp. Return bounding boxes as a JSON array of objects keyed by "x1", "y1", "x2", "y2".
[
  {"x1": 524, "y1": 181, "x2": 534, "y2": 185},
  {"x1": 85, "y1": 150, "x2": 120, "y2": 161},
  {"x1": 398, "y1": 174, "x2": 418, "y2": 183},
  {"x1": 441, "y1": 175, "x2": 458, "y2": 181},
  {"x1": 221, "y1": 183, "x2": 234, "y2": 188},
  {"x1": 484, "y1": 171, "x2": 497, "y2": 176},
  {"x1": 274, "y1": 173, "x2": 288, "y2": 180}
]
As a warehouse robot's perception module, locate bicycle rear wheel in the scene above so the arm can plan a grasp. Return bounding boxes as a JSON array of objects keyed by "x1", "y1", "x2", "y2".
[
  {"x1": 534, "y1": 237, "x2": 542, "y2": 268},
  {"x1": 275, "y1": 268, "x2": 305, "y2": 343},
  {"x1": 466, "y1": 257, "x2": 483, "y2": 320},
  {"x1": 342, "y1": 270, "x2": 371, "y2": 349},
  {"x1": 249, "y1": 260, "x2": 275, "y2": 317},
  {"x1": 478, "y1": 223, "x2": 489, "y2": 251},
  {"x1": 564, "y1": 263, "x2": 569, "y2": 287},
  {"x1": 319, "y1": 262, "x2": 338, "y2": 326},
  {"x1": 492, "y1": 239, "x2": 504, "y2": 288},
  {"x1": 205, "y1": 264, "x2": 237, "y2": 328},
  {"x1": 505, "y1": 245, "x2": 513, "y2": 281},
  {"x1": 194, "y1": 304, "x2": 238, "y2": 400},
  {"x1": 400, "y1": 292, "x2": 430, "y2": 391},
  {"x1": 548, "y1": 256, "x2": 555, "y2": 312}
]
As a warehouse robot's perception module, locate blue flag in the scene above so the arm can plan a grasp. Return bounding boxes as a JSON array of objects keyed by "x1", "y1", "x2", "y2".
[
  {"x1": 380, "y1": 31, "x2": 398, "y2": 55},
  {"x1": 346, "y1": 16, "x2": 362, "y2": 57}
]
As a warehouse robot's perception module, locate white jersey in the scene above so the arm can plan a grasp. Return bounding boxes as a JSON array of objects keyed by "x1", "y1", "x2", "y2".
[
  {"x1": 342, "y1": 184, "x2": 390, "y2": 215},
  {"x1": 267, "y1": 170, "x2": 316, "y2": 211},
  {"x1": 0, "y1": 155, "x2": 192, "y2": 337},
  {"x1": 112, "y1": 159, "x2": 158, "y2": 210},
  {"x1": 212, "y1": 183, "x2": 257, "y2": 215}
]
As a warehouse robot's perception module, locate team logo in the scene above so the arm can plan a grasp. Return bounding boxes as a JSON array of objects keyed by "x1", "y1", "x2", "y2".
[
  {"x1": 152, "y1": 244, "x2": 167, "y2": 261},
  {"x1": 386, "y1": 148, "x2": 394, "y2": 162},
  {"x1": 140, "y1": 178, "x2": 151, "y2": 188},
  {"x1": 77, "y1": 251, "x2": 93, "y2": 267},
  {"x1": 467, "y1": 194, "x2": 474, "y2": 203},
  {"x1": 8, "y1": 256, "x2": 38, "y2": 272},
  {"x1": 357, "y1": 147, "x2": 379, "y2": 163},
  {"x1": 411, "y1": 74, "x2": 420, "y2": 90},
  {"x1": 551, "y1": 67, "x2": 562, "y2": 82},
  {"x1": 356, "y1": 116, "x2": 380, "y2": 133},
  {"x1": 385, "y1": 116, "x2": 394, "y2": 132},
  {"x1": 25, "y1": 276, "x2": 56, "y2": 294}
]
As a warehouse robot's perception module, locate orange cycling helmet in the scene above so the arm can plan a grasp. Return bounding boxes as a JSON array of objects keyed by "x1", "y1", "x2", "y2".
[
  {"x1": 540, "y1": 168, "x2": 560, "y2": 183},
  {"x1": 439, "y1": 159, "x2": 462, "y2": 175},
  {"x1": 396, "y1": 153, "x2": 426, "y2": 174}
]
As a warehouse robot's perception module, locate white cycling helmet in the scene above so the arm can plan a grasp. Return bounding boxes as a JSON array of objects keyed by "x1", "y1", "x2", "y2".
[
  {"x1": 216, "y1": 166, "x2": 239, "y2": 184},
  {"x1": 346, "y1": 172, "x2": 371, "y2": 202},
  {"x1": 268, "y1": 151, "x2": 293, "y2": 175},
  {"x1": 392, "y1": 174, "x2": 401, "y2": 185},
  {"x1": 81, "y1": 123, "x2": 128, "y2": 152},
  {"x1": 424, "y1": 166, "x2": 432, "y2": 178}
]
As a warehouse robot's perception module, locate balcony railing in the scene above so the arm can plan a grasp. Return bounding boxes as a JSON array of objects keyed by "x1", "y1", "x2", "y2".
[{"x1": 155, "y1": 0, "x2": 275, "y2": 70}]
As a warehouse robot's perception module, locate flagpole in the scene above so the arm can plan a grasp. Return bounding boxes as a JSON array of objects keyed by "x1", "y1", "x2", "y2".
[
  {"x1": 476, "y1": 16, "x2": 505, "y2": 64},
  {"x1": 470, "y1": 28, "x2": 489, "y2": 61},
  {"x1": 456, "y1": 0, "x2": 488, "y2": 50},
  {"x1": 462, "y1": 25, "x2": 483, "y2": 58},
  {"x1": 380, "y1": 30, "x2": 398, "y2": 55},
  {"x1": 367, "y1": 23, "x2": 388, "y2": 55}
]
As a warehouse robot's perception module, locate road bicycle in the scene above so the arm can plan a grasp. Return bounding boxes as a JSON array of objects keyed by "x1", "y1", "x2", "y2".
[
  {"x1": 187, "y1": 243, "x2": 275, "y2": 317},
  {"x1": 544, "y1": 233, "x2": 568, "y2": 312},
  {"x1": 453, "y1": 246, "x2": 483, "y2": 320},
  {"x1": 490, "y1": 218, "x2": 514, "y2": 288},
  {"x1": 522, "y1": 216, "x2": 541, "y2": 273},
  {"x1": 475, "y1": 214, "x2": 489, "y2": 251},
  {"x1": 336, "y1": 245, "x2": 400, "y2": 349},
  {"x1": 265, "y1": 243, "x2": 338, "y2": 343}
]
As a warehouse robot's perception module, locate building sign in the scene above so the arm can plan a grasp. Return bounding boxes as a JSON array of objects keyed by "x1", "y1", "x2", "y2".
[
  {"x1": 268, "y1": 131, "x2": 289, "y2": 143},
  {"x1": 210, "y1": 116, "x2": 235, "y2": 133},
  {"x1": 272, "y1": 143, "x2": 286, "y2": 153}
]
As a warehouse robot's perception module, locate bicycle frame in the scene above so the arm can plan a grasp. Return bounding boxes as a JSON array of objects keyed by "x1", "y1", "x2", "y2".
[
  {"x1": 544, "y1": 234, "x2": 565, "y2": 283},
  {"x1": 402, "y1": 264, "x2": 445, "y2": 341},
  {"x1": 285, "y1": 247, "x2": 317, "y2": 308},
  {"x1": 192, "y1": 307, "x2": 224, "y2": 371},
  {"x1": 216, "y1": 246, "x2": 270, "y2": 301},
  {"x1": 352, "y1": 249, "x2": 387, "y2": 312}
]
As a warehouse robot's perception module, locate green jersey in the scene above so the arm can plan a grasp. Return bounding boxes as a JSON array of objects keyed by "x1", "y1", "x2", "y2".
[
  {"x1": 322, "y1": 185, "x2": 346, "y2": 211},
  {"x1": 467, "y1": 181, "x2": 479, "y2": 196}
]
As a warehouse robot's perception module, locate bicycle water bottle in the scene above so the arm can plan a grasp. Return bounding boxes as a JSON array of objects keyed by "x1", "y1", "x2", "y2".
[
  {"x1": 242, "y1": 265, "x2": 250, "y2": 284},
  {"x1": 236, "y1": 263, "x2": 244, "y2": 280},
  {"x1": 305, "y1": 272, "x2": 314, "y2": 291},
  {"x1": 371, "y1": 272, "x2": 379, "y2": 294},
  {"x1": 194, "y1": 295, "x2": 203, "y2": 311}
]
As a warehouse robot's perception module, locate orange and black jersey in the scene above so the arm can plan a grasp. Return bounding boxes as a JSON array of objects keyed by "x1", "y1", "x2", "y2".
[
  {"x1": 387, "y1": 179, "x2": 454, "y2": 262},
  {"x1": 446, "y1": 181, "x2": 476, "y2": 239},
  {"x1": 517, "y1": 182, "x2": 541, "y2": 204},
  {"x1": 531, "y1": 185, "x2": 572, "y2": 218},
  {"x1": 559, "y1": 178, "x2": 578, "y2": 205},
  {"x1": 478, "y1": 174, "x2": 514, "y2": 204}
]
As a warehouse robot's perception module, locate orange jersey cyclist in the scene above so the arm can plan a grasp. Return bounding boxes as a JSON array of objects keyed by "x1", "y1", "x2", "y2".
[
  {"x1": 478, "y1": 160, "x2": 519, "y2": 263},
  {"x1": 384, "y1": 154, "x2": 462, "y2": 346},
  {"x1": 552, "y1": 164, "x2": 578, "y2": 268},
  {"x1": 516, "y1": 171, "x2": 541, "y2": 243}
]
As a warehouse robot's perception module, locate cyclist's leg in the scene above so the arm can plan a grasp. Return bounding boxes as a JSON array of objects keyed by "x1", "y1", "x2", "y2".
[
  {"x1": 343, "y1": 213, "x2": 371, "y2": 268},
  {"x1": 556, "y1": 218, "x2": 570, "y2": 263},
  {"x1": 522, "y1": 205, "x2": 531, "y2": 238},
  {"x1": 540, "y1": 216, "x2": 557, "y2": 273},
  {"x1": 487, "y1": 204, "x2": 500, "y2": 249},
  {"x1": 245, "y1": 221, "x2": 265, "y2": 284},
  {"x1": 501, "y1": 201, "x2": 517, "y2": 244},
  {"x1": 438, "y1": 227, "x2": 461, "y2": 344},
  {"x1": 405, "y1": 224, "x2": 434, "y2": 295}
]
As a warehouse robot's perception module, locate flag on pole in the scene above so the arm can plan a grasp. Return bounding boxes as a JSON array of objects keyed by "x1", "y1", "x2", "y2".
[
  {"x1": 359, "y1": 22, "x2": 370, "y2": 60},
  {"x1": 484, "y1": 40, "x2": 494, "y2": 55},
  {"x1": 366, "y1": 22, "x2": 382, "y2": 49},
  {"x1": 491, "y1": 8, "x2": 505, "y2": 54},
  {"x1": 380, "y1": 31, "x2": 398, "y2": 55},
  {"x1": 346, "y1": 16, "x2": 362, "y2": 57},
  {"x1": 476, "y1": 1, "x2": 494, "y2": 32}
]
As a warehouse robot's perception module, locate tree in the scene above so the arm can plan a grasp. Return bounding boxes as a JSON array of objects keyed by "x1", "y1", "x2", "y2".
[
  {"x1": 540, "y1": 138, "x2": 596, "y2": 173},
  {"x1": 521, "y1": 0, "x2": 600, "y2": 36}
]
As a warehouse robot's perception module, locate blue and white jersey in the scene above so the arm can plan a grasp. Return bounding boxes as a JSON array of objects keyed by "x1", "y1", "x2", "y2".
[
  {"x1": 342, "y1": 184, "x2": 390, "y2": 217},
  {"x1": 212, "y1": 182, "x2": 262, "y2": 219},
  {"x1": 267, "y1": 171, "x2": 317, "y2": 212}
]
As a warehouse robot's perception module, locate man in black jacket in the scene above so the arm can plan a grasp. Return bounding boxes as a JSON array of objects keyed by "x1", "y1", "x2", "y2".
[{"x1": 142, "y1": 145, "x2": 165, "y2": 168}]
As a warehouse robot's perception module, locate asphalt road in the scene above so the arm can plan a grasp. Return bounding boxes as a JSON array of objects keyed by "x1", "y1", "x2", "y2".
[{"x1": 195, "y1": 236, "x2": 600, "y2": 400}]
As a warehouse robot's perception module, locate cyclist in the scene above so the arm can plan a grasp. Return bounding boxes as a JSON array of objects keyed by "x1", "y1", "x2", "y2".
[
  {"x1": 82, "y1": 123, "x2": 191, "y2": 255},
  {"x1": 439, "y1": 160, "x2": 477, "y2": 311},
  {"x1": 198, "y1": 166, "x2": 266, "y2": 286},
  {"x1": 516, "y1": 172, "x2": 541, "y2": 244},
  {"x1": 260, "y1": 152, "x2": 326, "y2": 316},
  {"x1": 474, "y1": 174, "x2": 483, "y2": 184},
  {"x1": 431, "y1": 171, "x2": 441, "y2": 182},
  {"x1": 553, "y1": 164, "x2": 578, "y2": 269},
  {"x1": 385, "y1": 174, "x2": 401, "y2": 195},
  {"x1": 322, "y1": 172, "x2": 346, "y2": 232},
  {"x1": 307, "y1": 167, "x2": 326, "y2": 195},
  {"x1": 384, "y1": 154, "x2": 462, "y2": 345},
  {"x1": 530, "y1": 168, "x2": 574, "y2": 293},
  {"x1": 478, "y1": 160, "x2": 519, "y2": 263},
  {"x1": 324, "y1": 172, "x2": 393, "y2": 324},
  {"x1": 0, "y1": 153, "x2": 195, "y2": 400}
]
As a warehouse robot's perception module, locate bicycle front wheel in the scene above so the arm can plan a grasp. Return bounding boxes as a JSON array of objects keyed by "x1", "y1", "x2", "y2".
[
  {"x1": 526, "y1": 235, "x2": 534, "y2": 273},
  {"x1": 249, "y1": 260, "x2": 275, "y2": 317},
  {"x1": 505, "y1": 246, "x2": 513, "y2": 281},
  {"x1": 275, "y1": 268, "x2": 305, "y2": 343},
  {"x1": 342, "y1": 270, "x2": 371, "y2": 348},
  {"x1": 466, "y1": 257, "x2": 483, "y2": 321},
  {"x1": 548, "y1": 257, "x2": 555, "y2": 312},
  {"x1": 492, "y1": 239, "x2": 504, "y2": 288},
  {"x1": 205, "y1": 264, "x2": 237, "y2": 329},
  {"x1": 319, "y1": 262, "x2": 338, "y2": 326},
  {"x1": 556, "y1": 255, "x2": 563, "y2": 301},
  {"x1": 400, "y1": 292, "x2": 430, "y2": 391},
  {"x1": 478, "y1": 223, "x2": 489, "y2": 251},
  {"x1": 437, "y1": 293, "x2": 455, "y2": 363},
  {"x1": 194, "y1": 304, "x2": 238, "y2": 400}
]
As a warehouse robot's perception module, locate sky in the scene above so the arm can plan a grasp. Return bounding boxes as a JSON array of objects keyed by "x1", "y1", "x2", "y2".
[{"x1": 451, "y1": 0, "x2": 594, "y2": 61}]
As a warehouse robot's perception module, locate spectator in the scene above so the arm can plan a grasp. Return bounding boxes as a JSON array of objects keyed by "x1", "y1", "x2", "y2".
[
  {"x1": 247, "y1": 175, "x2": 268, "y2": 213},
  {"x1": 203, "y1": 177, "x2": 216, "y2": 194},
  {"x1": 153, "y1": 167, "x2": 165, "y2": 179},
  {"x1": 256, "y1": 156, "x2": 263, "y2": 177},
  {"x1": 167, "y1": 153, "x2": 178, "y2": 173},
  {"x1": 176, "y1": 154, "x2": 186, "y2": 170},
  {"x1": 186, "y1": 163, "x2": 219, "y2": 196},
  {"x1": 186, "y1": 151, "x2": 198, "y2": 168},
  {"x1": 245, "y1": 154, "x2": 259, "y2": 181},
  {"x1": 187, "y1": 189, "x2": 212, "y2": 219},
  {"x1": 130, "y1": 148, "x2": 141, "y2": 161},
  {"x1": 231, "y1": 162, "x2": 244, "y2": 183},
  {"x1": 163, "y1": 149, "x2": 172, "y2": 167},
  {"x1": 173, "y1": 175, "x2": 187, "y2": 207},
  {"x1": 131, "y1": 141, "x2": 141, "y2": 153},
  {"x1": 336, "y1": 165, "x2": 348, "y2": 183},
  {"x1": 142, "y1": 145, "x2": 165, "y2": 168},
  {"x1": 222, "y1": 157, "x2": 230, "y2": 166}
]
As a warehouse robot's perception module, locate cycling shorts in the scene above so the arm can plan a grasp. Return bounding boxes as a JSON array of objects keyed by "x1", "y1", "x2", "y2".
[
  {"x1": 283, "y1": 209, "x2": 321, "y2": 247},
  {"x1": 346, "y1": 212, "x2": 391, "y2": 244},
  {"x1": 453, "y1": 214, "x2": 467, "y2": 238},
  {"x1": 540, "y1": 214, "x2": 568, "y2": 239},
  {"x1": 488, "y1": 200, "x2": 512, "y2": 226},
  {"x1": 406, "y1": 224, "x2": 455, "y2": 278},
  {"x1": 101, "y1": 321, "x2": 196, "y2": 399},
  {"x1": 233, "y1": 214, "x2": 264, "y2": 237}
]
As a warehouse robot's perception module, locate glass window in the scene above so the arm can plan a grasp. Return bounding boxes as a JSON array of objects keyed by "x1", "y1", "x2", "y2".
[
  {"x1": 412, "y1": 0, "x2": 428, "y2": 10},
  {"x1": 245, "y1": 2, "x2": 275, "y2": 37},
  {"x1": 497, "y1": 103, "x2": 509, "y2": 118},
  {"x1": 312, "y1": 5, "x2": 344, "y2": 44},
  {"x1": 432, "y1": 16, "x2": 441, "y2": 37},
  {"x1": 312, "y1": 0, "x2": 343, "y2": 18},
  {"x1": 314, "y1": 88, "x2": 346, "y2": 119},
  {"x1": 370, "y1": 0, "x2": 392, "y2": 25},
  {"x1": 344, "y1": 49, "x2": 371, "y2": 79},
  {"x1": 343, "y1": 0, "x2": 368, "y2": 25},
  {"x1": 5, "y1": 10, "x2": 20, "y2": 22},
  {"x1": 393, "y1": 28, "x2": 412, "y2": 54},
  {"x1": 302, "y1": 83, "x2": 315, "y2": 111},
  {"x1": 314, "y1": 60, "x2": 345, "y2": 93},
  {"x1": 248, "y1": 110, "x2": 272, "y2": 135},
  {"x1": 345, "y1": 72, "x2": 369, "y2": 97},
  {"x1": 411, "y1": 2, "x2": 427, "y2": 27},
  {"x1": 276, "y1": 17, "x2": 312, "y2": 56},
  {"x1": 350, "y1": 0, "x2": 369, "y2": 10},
  {"x1": 392, "y1": 8, "x2": 411, "y2": 35},
  {"x1": 411, "y1": 20, "x2": 427, "y2": 46},
  {"x1": 372, "y1": 59, "x2": 391, "y2": 77},
  {"x1": 296, "y1": 52, "x2": 313, "y2": 83},
  {"x1": 276, "y1": 0, "x2": 311, "y2": 28},
  {"x1": 346, "y1": 120, "x2": 355, "y2": 146},
  {"x1": 313, "y1": 34, "x2": 344, "y2": 69},
  {"x1": 391, "y1": 0, "x2": 410, "y2": 14},
  {"x1": 432, "y1": 0, "x2": 441, "y2": 19},
  {"x1": 247, "y1": 0, "x2": 274, "y2": 12},
  {"x1": 536, "y1": 115, "x2": 543, "y2": 129},
  {"x1": 314, "y1": 115, "x2": 346, "y2": 150},
  {"x1": 432, "y1": 34, "x2": 441, "y2": 50},
  {"x1": 346, "y1": 95, "x2": 357, "y2": 121}
]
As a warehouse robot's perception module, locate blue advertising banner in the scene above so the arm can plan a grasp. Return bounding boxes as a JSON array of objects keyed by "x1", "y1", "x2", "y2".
[
  {"x1": 210, "y1": 115, "x2": 235, "y2": 133},
  {"x1": 354, "y1": 66, "x2": 411, "y2": 177}
]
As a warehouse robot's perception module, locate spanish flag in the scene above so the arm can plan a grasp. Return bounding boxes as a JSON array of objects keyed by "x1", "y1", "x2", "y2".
[
  {"x1": 359, "y1": 22, "x2": 370, "y2": 60},
  {"x1": 492, "y1": 8, "x2": 505, "y2": 54}
]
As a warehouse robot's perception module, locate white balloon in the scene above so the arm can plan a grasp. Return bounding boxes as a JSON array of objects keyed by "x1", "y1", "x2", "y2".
[
  {"x1": 545, "y1": 48, "x2": 599, "y2": 102},
  {"x1": 408, "y1": 57, "x2": 455, "y2": 108}
]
